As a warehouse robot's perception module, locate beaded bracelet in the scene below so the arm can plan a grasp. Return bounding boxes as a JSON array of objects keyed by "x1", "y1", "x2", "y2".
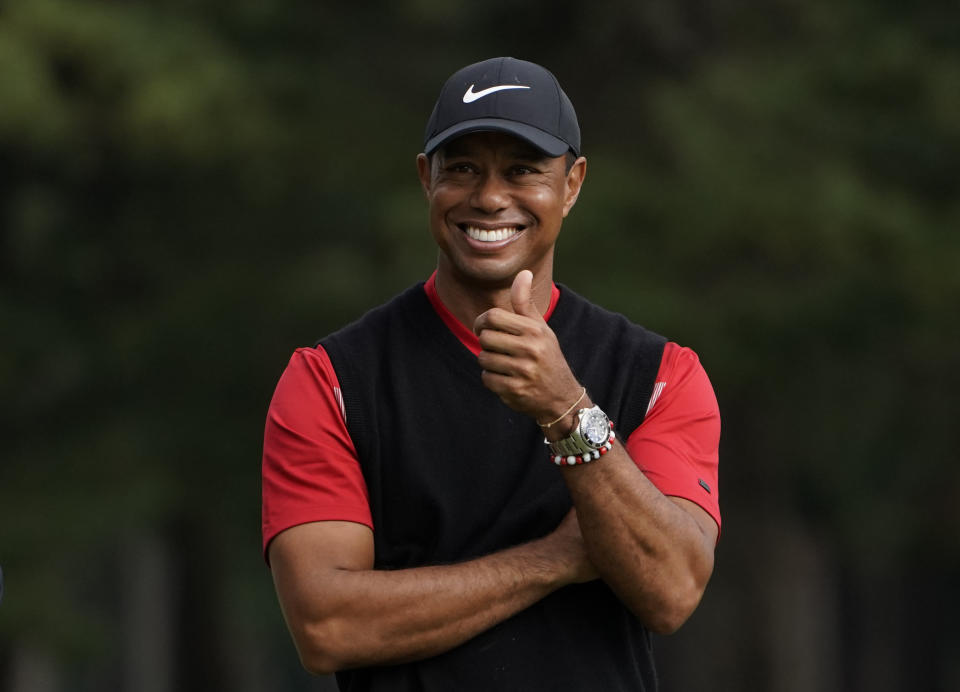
[{"x1": 550, "y1": 424, "x2": 616, "y2": 467}]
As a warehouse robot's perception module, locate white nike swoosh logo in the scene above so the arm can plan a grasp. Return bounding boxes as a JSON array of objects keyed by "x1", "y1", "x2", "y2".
[{"x1": 462, "y1": 84, "x2": 531, "y2": 103}]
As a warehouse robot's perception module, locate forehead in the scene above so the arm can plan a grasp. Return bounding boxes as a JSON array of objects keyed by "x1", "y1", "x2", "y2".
[{"x1": 438, "y1": 132, "x2": 553, "y2": 161}]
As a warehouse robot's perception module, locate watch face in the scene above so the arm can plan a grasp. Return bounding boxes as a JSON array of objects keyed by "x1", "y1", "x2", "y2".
[{"x1": 580, "y1": 409, "x2": 610, "y2": 447}]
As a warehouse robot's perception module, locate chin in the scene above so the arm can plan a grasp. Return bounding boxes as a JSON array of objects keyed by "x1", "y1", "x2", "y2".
[{"x1": 448, "y1": 259, "x2": 520, "y2": 288}]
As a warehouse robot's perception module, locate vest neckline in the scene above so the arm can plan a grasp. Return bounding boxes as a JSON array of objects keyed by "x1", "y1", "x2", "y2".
[{"x1": 423, "y1": 270, "x2": 561, "y2": 356}]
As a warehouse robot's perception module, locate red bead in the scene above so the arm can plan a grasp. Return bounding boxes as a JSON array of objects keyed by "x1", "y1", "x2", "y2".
[{"x1": 599, "y1": 447, "x2": 607, "y2": 455}]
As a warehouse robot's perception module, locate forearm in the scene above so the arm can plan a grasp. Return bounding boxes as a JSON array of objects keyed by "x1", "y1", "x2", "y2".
[
  {"x1": 472, "y1": 278, "x2": 716, "y2": 634},
  {"x1": 272, "y1": 532, "x2": 579, "y2": 674},
  {"x1": 560, "y1": 444, "x2": 715, "y2": 633}
]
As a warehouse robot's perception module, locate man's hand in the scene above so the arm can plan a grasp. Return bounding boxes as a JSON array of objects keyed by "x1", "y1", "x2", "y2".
[
  {"x1": 474, "y1": 270, "x2": 583, "y2": 423},
  {"x1": 540, "y1": 508, "x2": 598, "y2": 584}
]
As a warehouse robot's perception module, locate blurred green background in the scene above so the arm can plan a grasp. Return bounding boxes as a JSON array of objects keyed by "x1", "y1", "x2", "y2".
[{"x1": 2, "y1": 0, "x2": 958, "y2": 690}]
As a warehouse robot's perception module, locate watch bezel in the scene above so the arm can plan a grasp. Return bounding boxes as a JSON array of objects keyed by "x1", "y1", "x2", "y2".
[
  {"x1": 578, "y1": 407, "x2": 611, "y2": 448},
  {"x1": 546, "y1": 405, "x2": 612, "y2": 458}
]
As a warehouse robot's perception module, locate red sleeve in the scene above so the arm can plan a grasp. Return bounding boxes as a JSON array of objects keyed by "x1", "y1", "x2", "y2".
[
  {"x1": 624, "y1": 342, "x2": 721, "y2": 533},
  {"x1": 261, "y1": 347, "x2": 372, "y2": 561}
]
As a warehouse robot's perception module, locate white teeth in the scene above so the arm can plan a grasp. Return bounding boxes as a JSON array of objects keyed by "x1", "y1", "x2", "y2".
[{"x1": 465, "y1": 226, "x2": 519, "y2": 242}]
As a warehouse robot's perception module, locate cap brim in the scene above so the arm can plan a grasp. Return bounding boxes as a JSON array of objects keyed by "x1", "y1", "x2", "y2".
[{"x1": 424, "y1": 118, "x2": 573, "y2": 157}]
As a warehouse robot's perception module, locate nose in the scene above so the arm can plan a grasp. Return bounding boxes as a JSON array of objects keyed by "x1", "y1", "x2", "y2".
[{"x1": 469, "y1": 172, "x2": 510, "y2": 213}]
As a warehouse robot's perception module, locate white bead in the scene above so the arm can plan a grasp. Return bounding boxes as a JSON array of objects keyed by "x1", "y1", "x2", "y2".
[
  {"x1": 566, "y1": 456, "x2": 577, "y2": 466},
  {"x1": 554, "y1": 455, "x2": 563, "y2": 465}
]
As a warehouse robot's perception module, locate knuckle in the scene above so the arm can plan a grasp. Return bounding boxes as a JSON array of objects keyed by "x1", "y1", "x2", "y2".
[{"x1": 486, "y1": 308, "x2": 505, "y2": 323}]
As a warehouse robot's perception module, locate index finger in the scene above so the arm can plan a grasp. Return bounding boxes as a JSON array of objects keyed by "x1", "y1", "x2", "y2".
[{"x1": 473, "y1": 307, "x2": 531, "y2": 337}]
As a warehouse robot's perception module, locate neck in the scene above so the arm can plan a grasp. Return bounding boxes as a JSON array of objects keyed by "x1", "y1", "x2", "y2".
[{"x1": 434, "y1": 261, "x2": 555, "y2": 329}]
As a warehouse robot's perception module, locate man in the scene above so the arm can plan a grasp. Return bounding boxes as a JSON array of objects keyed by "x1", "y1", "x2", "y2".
[{"x1": 262, "y1": 57, "x2": 720, "y2": 691}]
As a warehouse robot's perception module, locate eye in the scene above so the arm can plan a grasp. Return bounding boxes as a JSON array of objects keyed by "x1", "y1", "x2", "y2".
[
  {"x1": 445, "y1": 161, "x2": 476, "y2": 174},
  {"x1": 508, "y1": 164, "x2": 539, "y2": 176}
]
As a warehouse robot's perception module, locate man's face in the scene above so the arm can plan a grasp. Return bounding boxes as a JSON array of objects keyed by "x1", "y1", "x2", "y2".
[{"x1": 416, "y1": 132, "x2": 586, "y2": 289}]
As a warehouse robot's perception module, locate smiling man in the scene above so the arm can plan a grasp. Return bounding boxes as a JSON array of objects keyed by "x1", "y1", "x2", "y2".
[{"x1": 262, "y1": 57, "x2": 721, "y2": 691}]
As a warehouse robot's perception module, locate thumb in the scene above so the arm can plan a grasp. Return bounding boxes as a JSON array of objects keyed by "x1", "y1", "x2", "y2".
[{"x1": 510, "y1": 270, "x2": 540, "y2": 318}]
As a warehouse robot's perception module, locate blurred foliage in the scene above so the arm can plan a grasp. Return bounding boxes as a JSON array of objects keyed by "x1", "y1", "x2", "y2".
[{"x1": 1, "y1": 0, "x2": 958, "y2": 689}]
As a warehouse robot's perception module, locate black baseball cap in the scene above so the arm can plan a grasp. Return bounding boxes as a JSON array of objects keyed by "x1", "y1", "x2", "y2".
[{"x1": 423, "y1": 57, "x2": 580, "y2": 158}]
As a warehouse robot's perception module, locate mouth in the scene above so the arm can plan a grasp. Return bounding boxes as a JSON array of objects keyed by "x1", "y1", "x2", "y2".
[{"x1": 457, "y1": 224, "x2": 525, "y2": 243}]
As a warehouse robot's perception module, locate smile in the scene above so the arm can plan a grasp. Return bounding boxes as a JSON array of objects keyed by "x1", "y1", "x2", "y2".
[{"x1": 461, "y1": 225, "x2": 522, "y2": 242}]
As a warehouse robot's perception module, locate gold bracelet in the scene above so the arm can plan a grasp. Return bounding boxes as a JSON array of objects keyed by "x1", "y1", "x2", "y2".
[{"x1": 538, "y1": 387, "x2": 587, "y2": 428}]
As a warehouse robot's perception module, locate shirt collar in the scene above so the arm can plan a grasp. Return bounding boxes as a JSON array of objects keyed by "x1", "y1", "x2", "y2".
[{"x1": 423, "y1": 270, "x2": 561, "y2": 356}]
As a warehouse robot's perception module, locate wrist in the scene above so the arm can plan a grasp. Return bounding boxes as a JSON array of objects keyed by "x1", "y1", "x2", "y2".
[
  {"x1": 542, "y1": 395, "x2": 593, "y2": 442},
  {"x1": 527, "y1": 531, "x2": 581, "y2": 588},
  {"x1": 546, "y1": 404, "x2": 616, "y2": 467},
  {"x1": 536, "y1": 386, "x2": 587, "y2": 432}
]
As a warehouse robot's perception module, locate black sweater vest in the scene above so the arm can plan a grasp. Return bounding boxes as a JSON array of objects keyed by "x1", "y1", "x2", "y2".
[{"x1": 321, "y1": 282, "x2": 667, "y2": 692}]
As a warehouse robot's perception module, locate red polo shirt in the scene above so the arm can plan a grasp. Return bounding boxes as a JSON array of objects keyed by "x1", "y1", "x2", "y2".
[{"x1": 262, "y1": 276, "x2": 721, "y2": 557}]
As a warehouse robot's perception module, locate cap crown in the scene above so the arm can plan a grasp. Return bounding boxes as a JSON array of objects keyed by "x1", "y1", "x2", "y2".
[{"x1": 423, "y1": 57, "x2": 580, "y2": 157}]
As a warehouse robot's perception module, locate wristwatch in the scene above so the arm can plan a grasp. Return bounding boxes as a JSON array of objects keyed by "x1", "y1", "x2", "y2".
[{"x1": 547, "y1": 405, "x2": 615, "y2": 465}]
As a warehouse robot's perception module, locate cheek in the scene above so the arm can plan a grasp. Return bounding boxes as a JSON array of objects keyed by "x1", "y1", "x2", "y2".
[
  {"x1": 429, "y1": 186, "x2": 461, "y2": 218},
  {"x1": 529, "y1": 187, "x2": 566, "y2": 220},
  {"x1": 427, "y1": 192, "x2": 457, "y2": 247}
]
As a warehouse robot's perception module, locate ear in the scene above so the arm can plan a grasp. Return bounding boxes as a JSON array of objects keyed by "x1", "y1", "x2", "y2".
[
  {"x1": 562, "y1": 156, "x2": 587, "y2": 218},
  {"x1": 416, "y1": 153, "x2": 432, "y2": 198}
]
